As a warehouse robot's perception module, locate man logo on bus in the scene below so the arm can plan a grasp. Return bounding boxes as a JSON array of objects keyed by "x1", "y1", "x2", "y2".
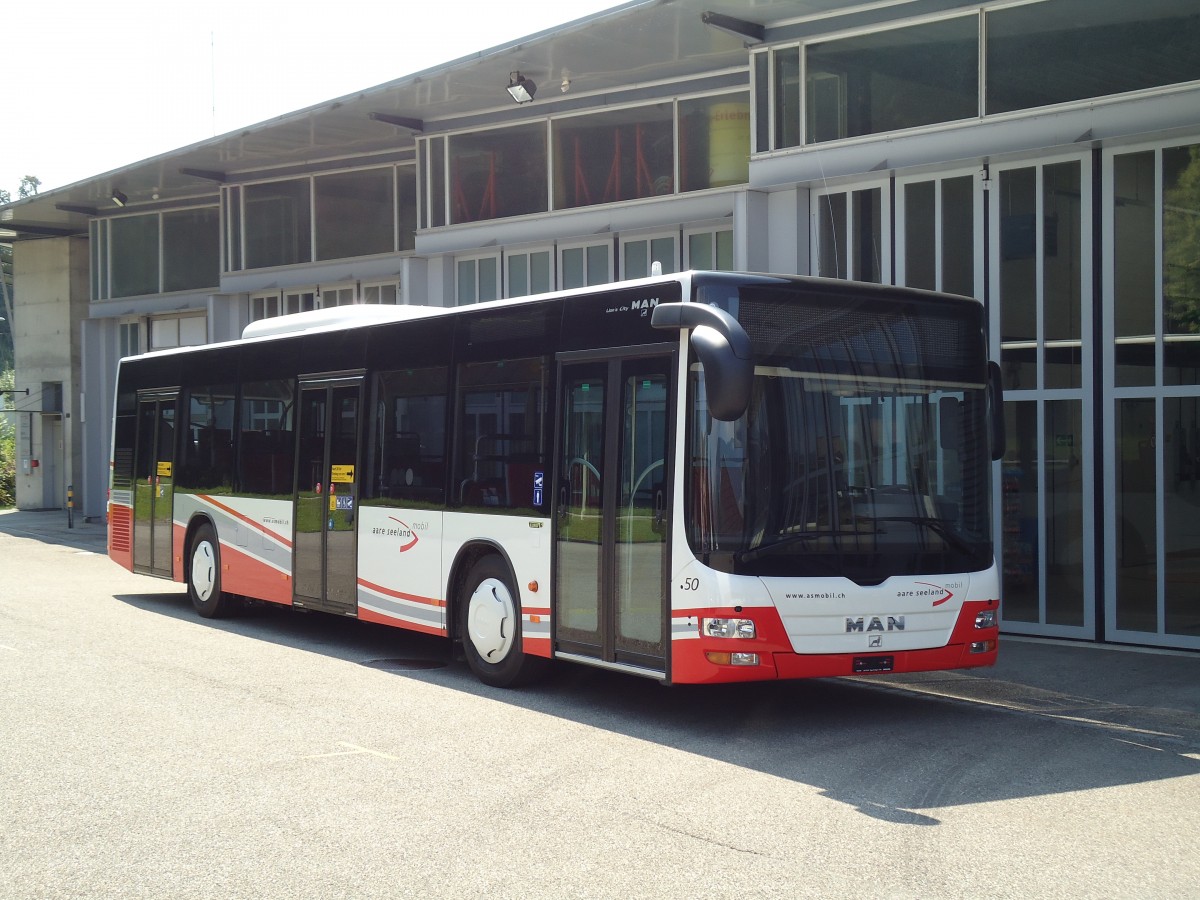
[{"x1": 846, "y1": 616, "x2": 905, "y2": 633}]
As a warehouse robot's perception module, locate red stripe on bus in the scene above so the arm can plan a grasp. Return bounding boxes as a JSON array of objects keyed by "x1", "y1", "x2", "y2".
[
  {"x1": 198, "y1": 495, "x2": 293, "y2": 549},
  {"x1": 357, "y1": 578, "x2": 445, "y2": 608},
  {"x1": 358, "y1": 606, "x2": 447, "y2": 635}
]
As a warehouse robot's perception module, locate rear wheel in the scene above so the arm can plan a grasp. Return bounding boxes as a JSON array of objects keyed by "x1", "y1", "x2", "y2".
[
  {"x1": 460, "y1": 555, "x2": 547, "y2": 687},
  {"x1": 188, "y1": 522, "x2": 235, "y2": 618}
]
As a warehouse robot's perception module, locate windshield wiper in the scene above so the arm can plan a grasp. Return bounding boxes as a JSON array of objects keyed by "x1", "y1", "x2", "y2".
[
  {"x1": 876, "y1": 516, "x2": 975, "y2": 555},
  {"x1": 734, "y1": 528, "x2": 877, "y2": 563}
]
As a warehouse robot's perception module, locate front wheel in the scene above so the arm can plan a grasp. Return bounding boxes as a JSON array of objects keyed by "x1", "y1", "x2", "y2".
[
  {"x1": 459, "y1": 555, "x2": 547, "y2": 687},
  {"x1": 187, "y1": 522, "x2": 235, "y2": 618}
]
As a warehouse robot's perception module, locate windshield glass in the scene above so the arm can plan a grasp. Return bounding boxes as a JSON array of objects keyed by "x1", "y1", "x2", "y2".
[{"x1": 687, "y1": 284, "x2": 992, "y2": 582}]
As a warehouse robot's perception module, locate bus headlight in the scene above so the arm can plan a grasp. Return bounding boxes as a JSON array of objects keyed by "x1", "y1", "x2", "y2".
[
  {"x1": 974, "y1": 609, "x2": 997, "y2": 629},
  {"x1": 703, "y1": 617, "x2": 756, "y2": 639}
]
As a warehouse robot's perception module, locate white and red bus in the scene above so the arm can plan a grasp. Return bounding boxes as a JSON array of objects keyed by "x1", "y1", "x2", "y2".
[{"x1": 108, "y1": 272, "x2": 1003, "y2": 686}]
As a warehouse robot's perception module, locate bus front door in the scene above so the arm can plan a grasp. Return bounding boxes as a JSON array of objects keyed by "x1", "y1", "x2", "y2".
[
  {"x1": 133, "y1": 392, "x2": 177, "y2": 578},
  {"x1": 554, "y1": 349, "x2": 674, "y2": 675},
  {"x1": 294, "y1": 378, "x2": 362, "y2": 616}
]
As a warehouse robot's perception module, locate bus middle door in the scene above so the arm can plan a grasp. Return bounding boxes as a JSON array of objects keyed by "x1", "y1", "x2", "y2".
[
  {"x1": 294, "y1": 376, "x2": 363, "y2": 616},
  {"x1": 553, "y1": 346, "x2": 675, "y2": 676},
  {"x1": 133, "y1": 391, "x2": 178, "y2": 578}
]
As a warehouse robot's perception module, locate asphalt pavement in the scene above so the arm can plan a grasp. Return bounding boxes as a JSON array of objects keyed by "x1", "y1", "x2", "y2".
[{"x1": 1, "y1": 506, "x2": 1197, "y2": 749}]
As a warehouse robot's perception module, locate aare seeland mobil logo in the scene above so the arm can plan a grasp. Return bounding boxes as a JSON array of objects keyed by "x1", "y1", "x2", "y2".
[{"x1": 369, "y1": 516, "x2": 419, "y2": 552}]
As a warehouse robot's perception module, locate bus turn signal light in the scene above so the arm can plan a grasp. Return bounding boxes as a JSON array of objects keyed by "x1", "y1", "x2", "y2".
[{"x1": 705, "y1": 651, "x2": 760, "y2": 666}]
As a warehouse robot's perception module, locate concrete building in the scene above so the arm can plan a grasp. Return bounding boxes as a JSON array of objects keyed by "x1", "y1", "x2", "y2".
[{"x1": 2, "y1": 0, "x2": 1198, "y2": 652}]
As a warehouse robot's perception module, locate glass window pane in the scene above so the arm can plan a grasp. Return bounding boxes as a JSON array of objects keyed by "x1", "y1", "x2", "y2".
[
  {"x1": 225, "y1": 186, "x2": 242, "y2": 272},
  {"x1": 315, "y1": 169, "x2": 394, "y2": 261},
  {"x1": 1001, "y1": 401, "x2": 1039, "y2": 623},
  {"x1": 110, "y1": 214, "x2": 160, "y2": 298},
  {"x1": 428, "y1": 137, "x2": 446, "y2": 229},
  {"x1": 806, "y1": 15, "x2": 978, "y2": 144},
  {"x1": 398, "y1": 165, "x2": 417, "y2": 252},
  {"x1": 530, "y1": 251, "x2": 552, "y2": 294},
  {"x1": 244, "y1": 179, "x2": 312, "y2": 269},
  {"x1": 586, "y1": 244, "x2": 610, "y2": 285},
  {"x1": 650, "y1": 237, "x2": 676, "y2": 274},
  {"x1": 450, "y1": 124, "x2": 547, "y2": 223},
  {"x1": 987, "y1": 0, "x2": 1200, "y2": 115},
  {"x1": 479, "y1": 257, "x2": 498, "y2": 302},
  {"x1": 1117, "y1": 398, "x2": 1158, "y2": 633},
  {"x1": 1045, "y1": 400, "x2": 1085, "y2": 626},
  {"x1": 179, "y1": 316, "x2": 207, "y2": 346},
  {"x1": 1043, "y1": 162, "x2": 1082, "y2": 390},
  {"x1": 457, "y1": 259, "x2": 477, "y2": 305},
  {"x1": 774, "y1": 47, "x2": 800, "y2": 149},
  {"x1": 753, "y1": 52, "x2": 769, "y2": 153},
  {"x1": 999, "y1": 167, "x2": 1038, "y2": 390},
  {"x1": 679, "y1": 94, "x2": 750, "y2": 191},
  {"x1": 1164, "y1": 144, "x2": 1200, "y2": 386},
  {"x1": 238, "y1": 379, "x2": 295, "y2": 497},
  {"x1": 853, "y1": 188, "x2": 882, "y2": 283},
  {"x1": 625, "y1": 241, "x2": 649, "y2": 280},
  {"x1": 688, "y1": 232, "x2": 713, "y2": 270},
  {"x1": 553, "y1": 105, "x2": 674, "y2": 210},
  {"x1": 904, "y1": 181, "x2": 936, "y2": 290},
  {"x1": 163, "y1": 208, "x2": 219, "y2": 293},
  {"x1": 1114, "y1": 152, "x2": 1156, "y2": 386},
  {"x1": 562, "y1": 247, "x2": 584, "y2": 289},
  {"x1": 942, "y1": 175, "x2": 975, "y2": 298},
  {"x1": 817, "y1": 193, "x2": 847, "y2": 279},
  {"x1": 373, "y1": 367, "x2": 448, "y2": 504},
  {"x1": 1166, "y1": 397, "x2": 1200, "y2": 637},
  {"x1": 508, "y1": 254, "x2": 530, "y2": 298},
  {"x1": 151, "y1": 318, "x2": 179, "y2": 349},
  {"x1": 716, "y1": 229, "x2": 734, "y2": 270}
]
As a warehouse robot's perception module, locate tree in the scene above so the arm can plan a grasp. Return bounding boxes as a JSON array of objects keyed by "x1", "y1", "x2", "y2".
[
  {"x1": 0, "y1": 242, "x2": 12, "y2": 372},
  {"x1": 17, "y1": 176, "x2": 40, "y2": 199},
  {"x1": 0, "y1": 367, "x2": 15, "y2": 507}
]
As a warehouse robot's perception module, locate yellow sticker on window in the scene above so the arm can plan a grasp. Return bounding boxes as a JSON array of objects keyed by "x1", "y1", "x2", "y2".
[
  {"x1": 330, "y1": 465, "x2": 355, "y2": 484},
  {"x1": 157, "y1": 461, "x2": 173, "y2": 477},
  {"x1": 329, "y1": 494, "x2": 337, "y2": 512}
]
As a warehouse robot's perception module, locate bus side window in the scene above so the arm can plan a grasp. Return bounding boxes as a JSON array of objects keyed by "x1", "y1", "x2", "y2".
[
  {"x1": 371, "y1": 367, "x2": 448, "y2": 505},
  {"x1": 238, "y1": 379, "x2": 296, "y2": 497},
  {"x1": 456, "y1": 357, "x2": 548, "y2": 513},
  {"x1": 178, "y1": 385, "x2": 236, "y2": 493}
]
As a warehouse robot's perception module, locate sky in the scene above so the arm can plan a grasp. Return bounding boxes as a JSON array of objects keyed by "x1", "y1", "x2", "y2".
[{"x1": 2, "y1": 0, "x2": 628, "y2": 197}]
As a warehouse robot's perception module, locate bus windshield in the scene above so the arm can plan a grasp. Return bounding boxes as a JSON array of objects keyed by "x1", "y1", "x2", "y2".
[{"x1": 687, "y1": 286, "x2": 993, "y2": 582}]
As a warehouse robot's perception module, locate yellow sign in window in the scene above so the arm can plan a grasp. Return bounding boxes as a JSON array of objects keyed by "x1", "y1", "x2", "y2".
[
  {"x1": 156, "y1": 461, "x2": 173, "y2": 477},
  {"x1": 330, "y1": 464, "x2": 355, "y2": 484}
]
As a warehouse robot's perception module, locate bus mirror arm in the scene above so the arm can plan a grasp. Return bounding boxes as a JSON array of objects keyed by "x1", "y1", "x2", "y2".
[
  {"x1": 652, "y1": 302, "x2": 753, "y2": 422},
  {"x1": 988, "y1": 360, "x2": 1005, "y2": 462}
]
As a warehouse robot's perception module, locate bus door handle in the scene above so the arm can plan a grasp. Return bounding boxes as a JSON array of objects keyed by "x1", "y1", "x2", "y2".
[
  {"x1": 558, "y1": 481, "x2": 569, "y2": 519},
  {"x1": 655, "y1": 488, "x2": 665, "y2": 525}
]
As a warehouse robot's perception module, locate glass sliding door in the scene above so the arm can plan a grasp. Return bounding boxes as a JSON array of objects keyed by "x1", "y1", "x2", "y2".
[
  {"x1": 1105, "y1": 139, "x2": 1200, "y2": 649},
  {"x1": 990, "y1": 154, "x2": 1095, "y2": 638}
]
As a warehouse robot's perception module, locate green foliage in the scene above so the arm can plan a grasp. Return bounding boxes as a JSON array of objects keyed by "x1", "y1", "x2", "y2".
[
  {"x1": 0, "y1": 368, "x2": 15, "y2": 507},
  {"x1": 1164, "y1": 145, "x2": 1200, "y2": 334}
]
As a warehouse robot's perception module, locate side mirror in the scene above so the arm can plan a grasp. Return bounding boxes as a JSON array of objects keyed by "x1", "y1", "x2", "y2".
[
  {"x1": 988, "y1": 361, "x2": 1005, "y2": 462},
  {"x1": 652, "y1": 302, "x2": 752, "y2": 421}
]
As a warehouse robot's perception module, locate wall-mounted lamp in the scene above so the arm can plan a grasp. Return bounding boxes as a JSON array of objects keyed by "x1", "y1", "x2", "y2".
[
  {"x1": 111, "y1": 190, "x2": 128, "y2": 207},
  {"x1": 507, "y1": 72, "x2": 536, "y2": 104}
]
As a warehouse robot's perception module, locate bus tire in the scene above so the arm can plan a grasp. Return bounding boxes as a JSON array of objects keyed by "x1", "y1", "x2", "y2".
[
  {"x1": 459, "y1": 555, "x2": 546, "y2": 688},
  {"x1": 187, "y1": 522, "x2": 234, "y2": 618}
]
